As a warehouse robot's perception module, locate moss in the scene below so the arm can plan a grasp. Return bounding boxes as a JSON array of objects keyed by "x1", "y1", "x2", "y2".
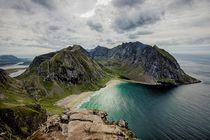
[
  {"x1": 20, "y1": 126, "x2": 28, "y2": 134},
  {"x1": 51, "y1": 53, "x2": 61, "y2": 62},
  {"x1": 154, "y1": 45, "x2": 177, "y2": 62}
]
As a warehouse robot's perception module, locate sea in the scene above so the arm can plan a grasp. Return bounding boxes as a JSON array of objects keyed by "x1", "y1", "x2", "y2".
[{"x1": 80, "y1": 54, "x2": 210, "y2": 140}]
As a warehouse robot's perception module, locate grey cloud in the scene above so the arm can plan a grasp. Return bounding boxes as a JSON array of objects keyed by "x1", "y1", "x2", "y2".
[
  {"x1": 112, "y1": 0, "x2": 145, "y2": 8},
  {"x1": 106, "y1": 39, "x2": 116, "y2": 45},
  {"x1": 0, "y1": 0, "x2": 210, "y2": 57},
  {"x1": 111, "y1": 0, "x2": 164, "y2": 33},
  {"x1": 169, "y1": 0, "x2": 194, "y2": 9},
  {"x1": 0, "y1": 0, "x2": 35, "y2": 14},
  {"x1": 128, "y1": 31, "x2": 153, "y2": 39},
  {"x1": 113, "y1": 10, "x2": 163, "y2": 32},
  {"x1": 157, "y1": 36, "x2": 210, "y2": 47},
  {"x1": 31, "y1": 0, "x2": 56, "y2": 10},
  {"x1": 48, "y1": 25, "x2": 60, "y2": 31},
  {"x1": 66, "y1": 28, "x2": 76, "y2": 33},
  {"x1": 87, "y1": 20, "x2": 104, "y2": 32},
  {"x1": 12, "y1": 3, "x2": 34, "y2": 14}
]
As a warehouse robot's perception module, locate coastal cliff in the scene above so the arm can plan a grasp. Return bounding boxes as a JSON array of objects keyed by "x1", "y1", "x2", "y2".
[
  {"x1": 29, "y1": 109, "x2": 138, "y2": 140},
  {"x1": 89, "y1": 42, "x2": 200, "y2": 85}
]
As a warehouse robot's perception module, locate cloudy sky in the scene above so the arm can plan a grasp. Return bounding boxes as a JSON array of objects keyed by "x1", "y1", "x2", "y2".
[{"x1": 0, "y1": 0, "x2": 210, "y2": 57}]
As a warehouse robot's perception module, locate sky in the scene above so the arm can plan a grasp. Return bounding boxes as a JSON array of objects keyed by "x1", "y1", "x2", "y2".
[{"x1": 0, "y1": 0, "x2": 210, "y2": 57}]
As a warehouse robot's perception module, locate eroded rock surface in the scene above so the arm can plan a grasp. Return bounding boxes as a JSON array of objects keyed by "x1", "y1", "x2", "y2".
[{"x1": 30, "y1": 109, "x2": 138, "y2": 140}]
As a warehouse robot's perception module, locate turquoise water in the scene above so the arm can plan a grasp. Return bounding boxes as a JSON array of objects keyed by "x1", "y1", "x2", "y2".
[{"x1": 80, "y1": 54, "x2": 210, "y2": 140}]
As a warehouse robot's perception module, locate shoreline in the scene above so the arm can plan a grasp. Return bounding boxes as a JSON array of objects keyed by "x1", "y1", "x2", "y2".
[
  {"x1": 55, "y1": 78, "x2": 181, "y2": 110},
  {"x1": 55, "y1": 79, "x2": 124, "y2": 110}
]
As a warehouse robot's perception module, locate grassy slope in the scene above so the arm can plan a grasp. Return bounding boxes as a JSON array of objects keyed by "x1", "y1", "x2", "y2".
[
  {"x1": 16, "y1": 68, "x2": 114, "y2": 114},
  {"x1": 0, "y1": 79, "x2": 34, "y2": 109}
]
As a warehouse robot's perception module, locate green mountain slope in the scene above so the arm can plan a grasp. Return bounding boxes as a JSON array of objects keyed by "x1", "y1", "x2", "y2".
[{"x1": 18, "y1": 45, "x2": 112, "y2": 113}]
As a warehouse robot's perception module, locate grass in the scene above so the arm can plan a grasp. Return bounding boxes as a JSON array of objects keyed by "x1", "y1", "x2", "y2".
[
  {"x1": 0, "y1": 86, "x2": 34, "y2": 109},
  {"x1": 37, "y1": 73, "x2": 113, "y2": 114},
  {"x1": 154, "y1": 45, "x2": 177, "y2": 62}
]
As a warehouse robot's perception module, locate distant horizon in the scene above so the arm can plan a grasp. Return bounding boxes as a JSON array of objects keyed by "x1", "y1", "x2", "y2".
[{"x1": 0, "y1": 42, "x2": 210, "y2": 58}]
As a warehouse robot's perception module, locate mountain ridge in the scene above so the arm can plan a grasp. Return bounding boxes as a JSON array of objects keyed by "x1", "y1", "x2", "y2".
[{"x1": 89, "y1": 41, "x2": 200, "y2": 85}]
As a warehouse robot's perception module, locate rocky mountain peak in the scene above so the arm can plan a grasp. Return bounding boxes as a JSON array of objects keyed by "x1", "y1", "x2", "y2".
[
  {"x1": 89, "y1": 41, "x2": 200, "y2": 85},
  {"x1": 25, "y1": 45, "x2": 105, "y2": 84}
]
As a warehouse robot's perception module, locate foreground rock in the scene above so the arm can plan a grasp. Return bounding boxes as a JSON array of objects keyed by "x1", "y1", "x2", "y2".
[{"x1": 30, "y1": 109, "x2": 138, "y2": 140}]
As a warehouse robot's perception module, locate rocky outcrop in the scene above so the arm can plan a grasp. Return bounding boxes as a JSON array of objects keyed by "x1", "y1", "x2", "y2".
[
  {"x1": 0, "y1": 104, "x2": 47, "y2": 140},
  {"x1": 0, "y1": 69, "x2": 10, "y2": 86},
  {"x1": 89, "y1": 41, "x2": 200, "y2": 85},
  {"x1": 30, "y1": 109, "x2": 138, "y2": 140},
  {"x1": 25, "y1": 45, "x2": 105, "y2": 84}
]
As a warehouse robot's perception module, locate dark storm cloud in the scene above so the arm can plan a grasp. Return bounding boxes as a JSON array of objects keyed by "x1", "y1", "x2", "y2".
[
  {"x1": 31, "y1": 0, "x2": 56, "y2": 10},
  {"x1": 111, "y1": 0, "x2": 164, "y2": 32},
  {"x1": 114, "y1": 13, "x2": 162, "y2": 32},
  {"x1": 112, "y1": 0, "x2": 145, "y2": 8},
  {"x1": 87, "y1": 20, "x2": 104, "y2": 32}
]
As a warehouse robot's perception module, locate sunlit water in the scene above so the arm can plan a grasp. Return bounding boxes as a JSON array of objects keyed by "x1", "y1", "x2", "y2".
[{"x1": 80, "y1": 54, "x2": 210, "y2": 140}]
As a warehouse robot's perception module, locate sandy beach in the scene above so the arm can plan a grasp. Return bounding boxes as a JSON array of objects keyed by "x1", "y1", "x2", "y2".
[{"x1": 55, "y1": 79, "x2": 124, "y2": 109}]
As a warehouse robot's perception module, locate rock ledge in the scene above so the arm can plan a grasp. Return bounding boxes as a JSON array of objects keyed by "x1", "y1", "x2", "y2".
[{"x1": 29, "y1": 109, "x2": 138, "y2": 140}]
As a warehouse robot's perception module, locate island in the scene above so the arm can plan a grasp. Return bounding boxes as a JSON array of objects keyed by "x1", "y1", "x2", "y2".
[{"x1": 0, "y1": 41, "x2": 200, "y2": 139}]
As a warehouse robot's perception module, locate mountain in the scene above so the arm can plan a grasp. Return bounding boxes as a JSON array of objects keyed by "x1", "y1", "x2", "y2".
[
  {"x1": 19, "y1": 45, "x2": 109, "y2": 101},
  {"x1": 25, "y1": 45, "x2": 105, "y2": 84},
  {"x1": 0, "y1": 55, "x2": 21, "y2": 66},
  {"x1": 0, "y1": 69, "x2": 47, "y2": 139},
  {"x1": 89, "y1": 41, "x2": 200, "y2": 85},
  {"x1": 0, "y1": 55, "x2": 31, "y2": 66},
  {"x1": 0, "y1": 42, "x2": 201, "y2": 139}
]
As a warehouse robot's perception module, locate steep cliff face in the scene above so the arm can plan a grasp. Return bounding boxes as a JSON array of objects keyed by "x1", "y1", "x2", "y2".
[
  {"x1": 26, "y1": 45, "x2": 104, "y2": 84},
  {"x1": 0, "y1": 69, "x2": 10, "y2": 87},
  {"x1": 89, "y1": 42, "x2": 200, "y2": 85},
  {"x1": 0, "y1": 70, "x2": 47, "y2": 140},
  {"x1": 0, "y1": 104, "x2": 47, "y2": 140},
  {"x1": 29, "y1": 109, "x2": 138, "y2": 140}
]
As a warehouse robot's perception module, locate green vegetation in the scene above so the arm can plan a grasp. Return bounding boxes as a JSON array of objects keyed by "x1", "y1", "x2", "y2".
[
  {"x1": 157, "y1": 78, "x2": 176, "y2": 85},
  {"x1": 39, "y1": 74, "x2": 113, "y2": 113},
  {"x1": 154, "y1": 45, "x2": 177, "y2": 62},
  {"x1": 0, "y1": 104, "x2": 47, "y2": 139},
  {"x1": 15, "y1": 69, "x2": 114, "y2": 114}
]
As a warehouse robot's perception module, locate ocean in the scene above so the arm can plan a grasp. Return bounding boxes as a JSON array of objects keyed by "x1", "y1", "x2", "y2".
[{"x1": 80, "y1": 54, "x2": 210, "y2": 140}]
